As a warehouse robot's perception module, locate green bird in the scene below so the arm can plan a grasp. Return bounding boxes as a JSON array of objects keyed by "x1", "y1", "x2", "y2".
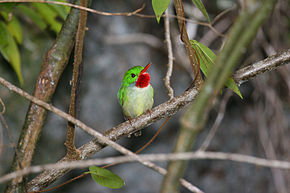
[{"x1": 118, "y1": 63, "x2": 154, "y2": 135}]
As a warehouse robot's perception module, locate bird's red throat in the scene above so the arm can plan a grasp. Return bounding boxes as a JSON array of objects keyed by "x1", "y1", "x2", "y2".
[{"x1": 136, "y1": 72, "x2": 150, "y2": 88}]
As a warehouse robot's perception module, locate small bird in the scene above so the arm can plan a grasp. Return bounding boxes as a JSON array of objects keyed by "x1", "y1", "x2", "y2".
[{"x1": 118, "y1": 63, "x2": 154, "y2": 136}]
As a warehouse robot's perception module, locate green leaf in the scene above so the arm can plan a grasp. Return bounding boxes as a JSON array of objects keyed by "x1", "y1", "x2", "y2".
[
  {"x1": 0, "y1": 12, "x2": 23, "y2": 44},
  {"x1": 31, "y1": 3, "x2": 62, "y2": 33},
  {"x1": 190, "y1": 40, "x2": 243, "y2": 98},
  {"x1": 0, "y1": 3, "x2": 17, "y2": 12},
  {"x1": 17, "y1": 5, "x2": 47, "y2": 30},
  {"x1": 47, "y1": 0, "x2": 70, "y2": 20},
  {"x1": 192, "y1": 0, "x2": 210, "y2": 22},
  {"x1": 88, "y1": 166, "x2": 125, "y2": 189},
  {"x1": 0, "y1": 22, "x2": 23, "y2": 85},
  {"x1": 152, "y1": 0, "x2": 170, "y2": 23}
]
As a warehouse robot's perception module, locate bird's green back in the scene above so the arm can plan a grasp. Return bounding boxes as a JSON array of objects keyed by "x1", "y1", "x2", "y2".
[{"x1": 118, "y1": 66, "x2": 144, "y2": 105}]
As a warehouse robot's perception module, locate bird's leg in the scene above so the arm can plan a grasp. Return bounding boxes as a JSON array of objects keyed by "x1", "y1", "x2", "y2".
[
  {"x1": 127, "y1": 116, "x2": 142, "y2": 137},
  {"x1": 134, "y1": 130, "x2": 142, "y2": 137},
  {"x1": 127, "y1": 117, "x2": 142, "y2": 137},
  {"x1": 128, "y1": 117, "x2": 133, "y2": 125},
  {"x1": 146, "y1": 109, "x2": 152, "y2": 117}
]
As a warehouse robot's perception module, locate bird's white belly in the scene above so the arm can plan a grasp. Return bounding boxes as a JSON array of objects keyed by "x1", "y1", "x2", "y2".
[{"x1": 122, "y1": 85, "x2": 154, "y2": 118}]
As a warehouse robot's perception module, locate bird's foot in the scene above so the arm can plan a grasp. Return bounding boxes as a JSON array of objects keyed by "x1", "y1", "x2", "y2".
[
  {"x1": 127, "y1": 117, "x2": 134, "y2": 138},
  {"x1": 128, "y1": 117, "x2": 133, "y2": 125},
  {"x1": 127, "y1": 117, "x2": 142, "y2": 137},
  {"x1": 146, "y1": 109, "x2": 152, "y2": 117},
  {"x1": 134, "y1": 130, "x2": 142, "y2": 137}
]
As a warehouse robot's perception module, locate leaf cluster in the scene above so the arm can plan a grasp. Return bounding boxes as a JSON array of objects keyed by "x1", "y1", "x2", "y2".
[{"x1": 0, "y1": 1, "x2": 69, "y2": 85}]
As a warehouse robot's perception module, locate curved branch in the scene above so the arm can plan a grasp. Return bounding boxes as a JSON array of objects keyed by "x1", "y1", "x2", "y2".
[
  {"x1": 1, "y1": 150, "x2": 290, "y2": 185},
  {"x1": 0, "y1": 49, "x2": 288, "y2": 191}
]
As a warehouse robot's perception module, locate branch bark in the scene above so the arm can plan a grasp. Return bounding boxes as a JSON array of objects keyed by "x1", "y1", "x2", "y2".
[
  {"x1": 173, "y1": 0, "x2": 203, "y2": 88},
  {"x1": 65, "y1": 0, "x2": 88, "y2": 160},
  {"x1": 4, "y1": 1, "x2": 81, "y2": 192},
  {"x1": 0, "y1": 48, "x2": 288, "y2": 191},
  {"x1": 164, "y1": 9, "x2": 174, "y2": 99}
]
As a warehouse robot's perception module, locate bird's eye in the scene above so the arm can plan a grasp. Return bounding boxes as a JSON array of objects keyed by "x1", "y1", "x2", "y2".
[{"x1": 131, "y1": 73, "x2": 136, "y2": 78}]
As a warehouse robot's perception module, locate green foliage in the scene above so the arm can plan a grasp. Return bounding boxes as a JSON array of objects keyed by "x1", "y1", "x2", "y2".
[
  {"x1": 0, "y1": 21, "x2": 23, "y2": 85},
  {"x1": 190, "y1": 40, "x2": 243, "y2": 98},
  {"x1": 48, "y1": 0, "x2": 70, "y2": 20},
  {"x1": 17, "y1": 5, "x2": 47, "y2": 30},
  {"x1": 152, "y1": 0, "x2": 170, "y2": 23},
  {"x1": 192, "y1": 0, "x2": 210, "y2": 22},
  {"x1": 0, "y1": 1, "x2": 70, "y2": 85},
  {"x1": 31, "y1": 3, "x2": 63, "y2": 33},
  {"x1": 1, "y1": 12, "x2": 22, "y2": 44},
  {"x1": 0, "y1": 2, "x2": 17, "y2": 12},
  {"x1": 88, "y1": 166, "x2": 125, "y2": 189}
]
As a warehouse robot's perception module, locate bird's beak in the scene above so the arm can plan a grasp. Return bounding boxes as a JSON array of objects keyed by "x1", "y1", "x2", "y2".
[{"x1": 141, "y1": 63, "x2": 151, "y2": 74}]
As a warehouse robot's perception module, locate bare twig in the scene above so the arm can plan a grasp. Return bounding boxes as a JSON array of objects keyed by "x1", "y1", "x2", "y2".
[
  {"x1": 0, "y1": 113, "x2": 23, "y2": 177},
  {"x1": 104, "y1": 33, "x2": 163, "y2": 49},
  {"x1": 200, "y1": 17, "x2": 232, "y2": 46},
  {"x1": 198, "y1": 91, "x2": 232, "y2": 151},
  {"x1": 173, "y1": 0, "x2": 203, "y2": 89},
  {"x1": 234, "y1": 49, "x2": 290, "y2": 85},
  {"x1": 211, "y1": 4, "x2": 237, "y2": 25},
  {"x1": 257, "y1": 105, "x2": 287, "y2": 193},
  {"x1": 0, "y1": 0, "x2": 145, "y2": 16},
  {"x1": 0, "y1": 114, "x2": 4, "y2": 159},
  {"x1": 164, "y1": 9, "x2": 174, "y2": 99},
  {"x1": 0, "y1": 0, "x2": 226, "y2": 37},
  {"x1": 1, "y1": 151, "x2": 290, "y2": 185},
  {"x1": 254, "y1": 79, "x2": 288, "y2": 193},
  {"x1": 0, "y1": 97, "x2": 5, "y2": 114},
  {"x1": 65, "y1": 0, "x2": 87, "y2": 159}
]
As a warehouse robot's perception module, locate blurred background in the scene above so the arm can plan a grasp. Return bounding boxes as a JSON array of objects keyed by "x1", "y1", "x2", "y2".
[{"x1": 0, "y1": 0, "x2": 289, "y2": 192}]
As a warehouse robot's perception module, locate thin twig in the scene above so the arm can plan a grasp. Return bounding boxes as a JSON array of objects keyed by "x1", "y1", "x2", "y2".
[
  {"x1": 198, "y1": 91, "x2": 232, "y2": 151},
  {"x1": 173, "y1": 0, "x2": 203, "y2": 90},
  {"x1": 0, "y1": 0, "x2": 226, "y2": 38},
  {"x1": 0, "y1": 97, "x2": 5, "y2": 114},
  {"x1": 234, "y1": 49, "x2": 290, "y2": 85},
  {"x1": 210, "y1": 4, "x2": 237, "y2": 25},
  {"x1": 0, "y1": 0, "x2": 145, "y2": 16},
  {"x1": 65, "y1": 0, "x2": 87, "y2": 159},
  {"x1": 0, "y1": 113, "x2": 23, "y2": 173},
  {"x1": 164, "y1": 9, "x2": 174, "y2": 99},
  {"x1": 0, "y1": 0, "x2": 225, "y2": 35},
  {"x1": 1, "y1": 151, "x2": 290, "y2": 185},
  {"x1": 104, "y1": 33, "x2": 163, "y2": 49}
]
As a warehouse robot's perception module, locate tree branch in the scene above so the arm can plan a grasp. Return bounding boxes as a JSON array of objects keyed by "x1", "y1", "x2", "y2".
[
  {"x1": 164, "y1": 9, "x2": 174, "y2": 99},
  {"x1": 173, "y1": 0, "x2": 203, "y2": 88},
  {"x1": 0, "y1": 48, "x2": 288, "y2": 191},
  {"x1": 4, "y1": 1, "x2": 81, "y2": 192},
  {"x1": 161, "y1": 1, "x2": 278, "y2": 192},
  {"x1": 0, "y1": 76, "x2": 200, "y2": 192},
  {"x1": 65, "y1": 0, "x2": 88, "y2": 159},
  {"x1": 1, "y1": 151, "x2": 290, "y2": 185},
  {"x1": 234, "y1": 49, "x2": 290, "y2": 85}
]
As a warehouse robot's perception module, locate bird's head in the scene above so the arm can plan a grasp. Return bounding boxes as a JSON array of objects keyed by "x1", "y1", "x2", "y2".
[{"x1": 122, "y1": 63, "x2": 151, "y2": 88}]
